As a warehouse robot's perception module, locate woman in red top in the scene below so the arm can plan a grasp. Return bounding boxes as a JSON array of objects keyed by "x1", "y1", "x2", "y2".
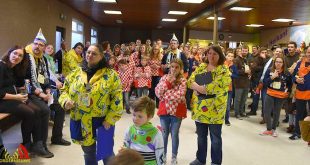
[{"x1": 155, "y1": 58, "x2": 187, "y2": 165}]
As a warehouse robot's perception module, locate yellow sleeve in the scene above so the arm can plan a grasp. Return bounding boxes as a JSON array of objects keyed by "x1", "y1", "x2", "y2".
[
  {"x1": 205, "y1": 66, "x2": 231, "y2": 95},
  {"x1": 59, "y1": 71, "x2": 75, "y2": 108},
  {"x1": 105, "y1": 71, "x2": 124, "y2": 125}
]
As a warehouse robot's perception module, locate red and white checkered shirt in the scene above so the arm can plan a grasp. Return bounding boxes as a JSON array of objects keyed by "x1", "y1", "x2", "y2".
[
  {"x1": 148, "y1": 59, "x2": 161, "y2": 76},
  {"x1": 130, "y1": 52, "x2": 140, "y2": 67},
  {"x1": 134, "y1": 66, "x2": 151, "y2": 88},
  {"x1": 118, "y1": 59, "x2": 135, "y2": 92},
  {"x1": 155, "y1": 74, "x2": 187, "y2": 115}
]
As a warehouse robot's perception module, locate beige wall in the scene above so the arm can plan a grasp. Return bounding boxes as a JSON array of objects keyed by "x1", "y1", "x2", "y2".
[
  {"x1": 0, "y1": 0, "x2": 102, "y2": 56},
  {"x1": 189, "y1": 30, "x2": 260, "y2": 43},
  {"x1": 260, "y1": 27, "x2": 290, "y2": 48}
]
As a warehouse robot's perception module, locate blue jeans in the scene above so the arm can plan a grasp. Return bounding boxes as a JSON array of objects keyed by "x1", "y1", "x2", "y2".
[
  {"x1": 123, "y1": 92, "x2": 130, "y2": 110},
  {"x1": 225, "y1": 91, "x2": 233, "y2": 122},
  {"x1": 137, "y1": 87, "x2": 149, "y2": 97},
  {"x1": 195, "y1": 122, "x2": 222, "y2": 165},
  {"x1": 159, "y1": 115, "x2": 182, "y2": 157},
  {"x1": 81, "y1": 144, "x2": 114, "y2": 165}
]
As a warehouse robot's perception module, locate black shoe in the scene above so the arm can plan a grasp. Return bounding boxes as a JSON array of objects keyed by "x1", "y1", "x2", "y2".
[
  {"x1": 240, "y1": 113, "x2": 248, "y2": 117},
  {"x1": 126, "y1": 109, "x2": 131, "y2": 114},
  {"x1": 225, "y1": 121, "x2": 231, "y2": 126},
  {"x1": 44, "y1": 146, "x2": 54, "y2": 157},
  {"x1": 32, "y1": 141, "x2": 54, "y2": 158},
  {"x1": 282, "y1": 117, "x2": 289, "y2": 123},
  {"x1": 289, "y1": 134, "x2": 301, "y2": 140},
  {"x1": 246, "y1": 111, "x2": 257, "y2": 116},
  {"x1": 51, "y1": 139, "x2": 71, "y2": 146},
  {"x1": 235, "y1": 115, "x2": 243, "y2": 120}
]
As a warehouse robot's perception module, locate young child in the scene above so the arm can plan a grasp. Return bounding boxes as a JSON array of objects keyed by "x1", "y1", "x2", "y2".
[
  {"x1": 118, "y1": 58, "x2": 135, "y2": 114},
  {"x1": 108, "y1": 149, "x2": 144, "y2": 165},
  {"x1": 123, "y1": 96, "x2": 165, "y2": 165},
  {"x1": 108, "y1": 56, "x2": 118, "y2": 71},
  {"x1": 224, "y1": 51, "x2": 236, "y2": 126},
  {"x1": 155, "y1": 58, "x2": 187, "y2": 165},
  {"x1": 134, "y1": 56, "x2": 152, "y2": 97}
]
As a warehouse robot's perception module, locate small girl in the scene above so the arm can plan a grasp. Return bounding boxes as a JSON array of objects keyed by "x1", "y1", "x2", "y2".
[
  {"x1": 155, "y1": 58, "x2": 187, "y2": 165},
  {"x1": 134, "y1": 56, "x2": 151, "y2": 97},
  {"x1": 261, "y1": 56, "x2": 292, "y2": 137},
  {"x1": 224, "y1": 51, "x2": 236, "y2": 126}
]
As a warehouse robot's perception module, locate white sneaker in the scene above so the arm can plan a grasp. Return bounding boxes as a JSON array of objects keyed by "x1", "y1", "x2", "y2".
[
  {"x1": 272, "y1": 130, "x2": 278, "y2": 137},
  {"x1": 171, "y1": 157, "x2": 177, "y2": 165}
]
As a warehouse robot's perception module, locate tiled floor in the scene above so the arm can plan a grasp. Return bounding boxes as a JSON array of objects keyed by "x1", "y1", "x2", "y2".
[{"x1": 3, "y1": 109, "x2": 310, "y2": 165}]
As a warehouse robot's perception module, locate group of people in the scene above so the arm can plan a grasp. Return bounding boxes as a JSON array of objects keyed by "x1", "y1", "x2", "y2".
[{"x1": 1, "y1": 27, "x2": 310, "y2": 165}]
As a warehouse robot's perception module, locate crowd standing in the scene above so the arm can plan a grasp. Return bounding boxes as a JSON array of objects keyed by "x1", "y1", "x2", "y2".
[{"x1": 0, "y1": 29, "x2": 310, "y2": 165}]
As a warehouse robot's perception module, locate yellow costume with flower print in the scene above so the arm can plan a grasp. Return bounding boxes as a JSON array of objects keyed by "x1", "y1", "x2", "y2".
[{"x1": 59, "y1": 67, "x2": 123, "y2": 146}]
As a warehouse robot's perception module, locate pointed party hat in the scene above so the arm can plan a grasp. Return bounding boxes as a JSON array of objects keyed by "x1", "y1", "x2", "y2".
[
  {"x1": 170, "y1": 33, "x2": 178, "y2": 42},
  {"x1": 34, "y1": 28, "x2": 47, "y2": 44}
]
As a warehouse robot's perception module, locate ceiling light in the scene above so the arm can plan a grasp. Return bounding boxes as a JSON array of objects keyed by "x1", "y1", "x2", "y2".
[
  {"x1": 116, "y1": 20, "x2": 123, "y2": 24},
  {"x1": 168, "y1": 11, "x2": 188, "y2": 15},
  {"x1": 272, "y1": 18, "x2": 296, "y2": 22},
  {"x1": 94, "y1": 0, "x2": 116, "y2": 3},
  {"x1": 178, "y1": 0, "x2": 205, "y2": 4},
  {"x1": 230, "y1": 7, "x2": 253, "y2": 11},
  {"x1": 246, "y1": 24, "x2": 264, "y2": 27},
  {"x1": 104, "y1": 10, "x2": 122, "y2": 14},
  {"x1": 162, "y1": 18, "x2": 177, "y2": 22},
  {"x1": 207, "y1": 17, "x2": 226, "y2": 20}
]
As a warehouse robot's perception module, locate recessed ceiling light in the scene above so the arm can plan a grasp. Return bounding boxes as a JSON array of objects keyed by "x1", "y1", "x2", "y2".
[
  {"x1": 116, "y1": 20, "x2": 123, "y2": 24},
  {"x1": 168, "y1": 11, "x2": 188, "y2": 15},
  {"x1": 162, "y1": 18, "x2": 177, "y2": 22},
  {"x1": 246, "y1": 24, "x2": 264, "y2": 27},
  {"x1": 94, "y1": 0, "x2": 116, "y2": 3},
  {"x1": 104, "y1": 10, "x2": 122, "y2": 14},
  {"x1": 207, "y1": 17, "x2": 226, "y2": 20},
  {"x1": 230, "y1": 7, "x2": 253, "y2": 11},
  {"x1": 178, "y1": 0, "x2": 205, "y2": 4},
  {"x1": 272, "y1": 18, "x2": 296, "y2": 22}
]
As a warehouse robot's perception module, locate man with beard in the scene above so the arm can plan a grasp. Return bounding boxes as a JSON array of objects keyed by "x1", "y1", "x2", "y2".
[{"x1": 161, "y1": 34, "x2": 188, "y2": 77}]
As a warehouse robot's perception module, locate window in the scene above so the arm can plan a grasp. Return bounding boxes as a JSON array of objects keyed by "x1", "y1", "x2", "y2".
[
  {"x1": 229, "y1": 42, "x2": 237, "y2": 49},
  {"x1": 71, "y1": 19, "x2": 84, "y2": 48},
  {"x1": 91, "y1": 27, "x2": 98, "y2": 44}
]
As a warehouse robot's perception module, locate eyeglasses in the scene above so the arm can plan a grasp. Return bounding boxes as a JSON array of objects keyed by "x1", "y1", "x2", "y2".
[
  {"x1": 87, "y1": 51, "x2": 99, "y2": 56},
  {"x1": 33, "y1": 42, "x2": 45, "y2": 47},
  {"x1": 275, "y1": 61, "x2": 283, "y2": 63}
]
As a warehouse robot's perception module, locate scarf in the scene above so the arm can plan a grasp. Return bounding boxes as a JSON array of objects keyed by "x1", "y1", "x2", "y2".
[
  {"x1": 298, "y1": 59, "x2": 310, "y2": 77},
  {"x1": 28, "y1": 53, "x2": 49, "y2": 92}
]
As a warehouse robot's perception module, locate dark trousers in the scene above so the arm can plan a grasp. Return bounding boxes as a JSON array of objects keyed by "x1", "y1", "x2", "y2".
[
  {"x1": 149, "y1": 76, "x2": 160, "y2": 107},
  {"x1": 28, "y1": 95, "x2": 50, "y2": 144},
  {"x1": 225, "y1": 91, "x2": 233, "y2": 122},
  {"x1": 186, "y1": 88, "x2": 193, "y2": 110},
  {"x1": 195, "y1": 122, "x2": 222, "y2": 165},
  {"x1": 0, "y1": 100, "x2": 35, "y2": 144},
  {"x1": 81, "y1": 144, "x2": 114, "y2": 165},
  {"x1": 294, "y1": 99, "x2": 310, "y2": 136},
  {"x1": 50, "y1": 103, "x2": 65, "y2": 142},
  {"x1": 264, "y1": 95, "x2": 285, "y2": 130}
]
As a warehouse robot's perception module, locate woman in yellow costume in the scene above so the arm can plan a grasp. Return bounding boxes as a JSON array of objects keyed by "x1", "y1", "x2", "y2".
[
  {"x1": 188, "y1": 45, "x2": 231, "y2": 165},
  {"x1": 62, "y1": 42, "x2": 84, "y2": 77},
  {"x1": 59, "y1": 44, "x2": 123, "y2": 165}
]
